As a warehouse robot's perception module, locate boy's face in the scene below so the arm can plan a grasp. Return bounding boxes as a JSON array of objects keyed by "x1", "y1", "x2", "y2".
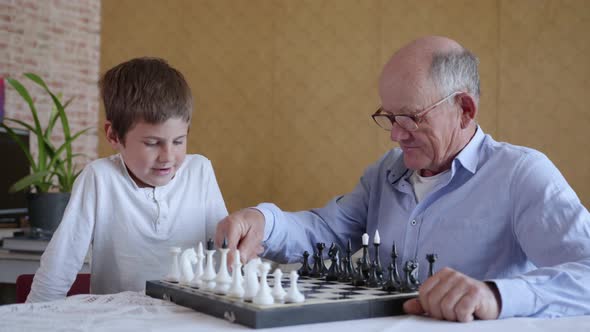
[{"x1": 105, "y1": 118, "x2": 189, "y2": 188}]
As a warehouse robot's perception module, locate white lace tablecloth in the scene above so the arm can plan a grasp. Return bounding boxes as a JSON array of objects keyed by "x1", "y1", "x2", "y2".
[{"x1": 1, "y1": 291, "x2": 590, "y2": 332}]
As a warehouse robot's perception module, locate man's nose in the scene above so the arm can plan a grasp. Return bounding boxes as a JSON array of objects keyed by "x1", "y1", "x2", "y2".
[{"x1": 390, "y1": 122, "x2": 410, "y2": 142}]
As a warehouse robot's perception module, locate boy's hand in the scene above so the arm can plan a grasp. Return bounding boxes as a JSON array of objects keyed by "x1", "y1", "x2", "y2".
[
  {"x1": 215, "y1": 208, "x2": 265, "y2": 264},
  {"x1": 403, "y1": 267, "x2": 501, "y2": 322}
]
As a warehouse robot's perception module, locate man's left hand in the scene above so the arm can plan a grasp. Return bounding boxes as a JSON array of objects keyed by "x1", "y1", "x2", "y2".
[{"x1": 403, "y1": 267, "x2": 501, "y2": 322}]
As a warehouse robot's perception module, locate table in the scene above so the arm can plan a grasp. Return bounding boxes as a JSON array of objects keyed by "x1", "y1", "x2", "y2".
[{"x1": 1, "y1": 291, "x2": 589, "y2": 332}]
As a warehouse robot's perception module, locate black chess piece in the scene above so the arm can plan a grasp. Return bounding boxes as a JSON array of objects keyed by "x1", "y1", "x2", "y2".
[
  {"x1": 390, "y1": 242, "x2": 402, "y2": 285},
  {"x1": 221, "y1": 236, "x2": 228, "y2": 249},
  {"x1": 366, "y1": 262, "x2": 381, "y2": 288},
  {"x1": 310, "y1": 251, "x2": 322, "y2": 278},
  {"x1": 360, "y1": 238, "x2": 371, "y2": 280},
  {"x1": 351, "y1": 259, "x2": 366, "y2": 287},
  {"x1": 426, "y1": 253, "x2": 438, "y2": 278},
  {"x1": 316, "y1": 243, "x2": 328, "y2": 276},
  {"x1": 207, "y1": 237, "x2": 215, "y2": 250},
  {"x1": 341, "y1": 239, "x2": 354, "y2": 282},
  {"x1": 338, "y1": 255, "x2": 351, "y2": 282},
  {"x1": 326, "y1": 244, "x2": 340, "y2": 281},
  {"x1": 382, "y1": 263, "x2": 400, "y2": 292},
  {"x1": 401, "y1": 260, "x2": 420, "y2": 292},
  {"x1": 298, "y1": 251, "x2": 311, "y2": 277},
  {"x1": 373, "y1": 241, "x2": 383, "y2": 282}
]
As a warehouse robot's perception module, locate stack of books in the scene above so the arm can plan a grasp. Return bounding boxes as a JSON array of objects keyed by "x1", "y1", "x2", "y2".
[{"x1": 1, "y1": 228, "x2": 51, "y2": 253}]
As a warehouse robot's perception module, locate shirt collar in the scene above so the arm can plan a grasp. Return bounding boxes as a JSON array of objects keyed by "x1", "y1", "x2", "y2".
[
  {"x1": 115, "y1": 154, "x2": 184, "y2": 194},
  {"x1": 453, "y1": 125, "x2": 485, "y2": 175},
  {"x1": 386, "y1": 125, "x2": 485, "y2": 183}
]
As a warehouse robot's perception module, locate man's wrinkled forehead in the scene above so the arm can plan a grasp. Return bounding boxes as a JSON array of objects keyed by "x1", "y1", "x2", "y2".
[{"x1": 378, "y1": 66, "x2": 435, "y2": 112}]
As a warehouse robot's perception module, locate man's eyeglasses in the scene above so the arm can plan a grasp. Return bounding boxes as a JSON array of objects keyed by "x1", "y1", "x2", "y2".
[{"x1": 371, "y1": 91, "x2": 461, "y2": 131}]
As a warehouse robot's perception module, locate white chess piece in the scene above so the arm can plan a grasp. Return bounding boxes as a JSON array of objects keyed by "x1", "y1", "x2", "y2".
[
  {"x1": 164, "y1": 247, "x2": 181, "y2": 282},
  {"x1": 243, "y1": 258, "x2": 261, "y2": 301},
  {"x1": 362, "y1": 233, "x2": 369, "y2": 246},
  {"x1": 189, "y1": 242, "x2": 205, "y2": 288},
  {"x1": 253, "y1": 262, "x2": 274, "y2": 305},
  {"x1": 285, "y1": 270, "x2": 305, "y2": 303},
  {"x1": 228, "y1": 249, "x2": 245, "y2": 298},
  {"x1": 201, "y1": 240, "x2": 217, "y2": 290},
  {"x1": 271, "y1": 268, "x2": 287, "y2": 301},
  {"x1": 214, "y1": 240, "x2": 232, "y2": 294},
  {"x1": 179, "y1": 248, "x2": 197, "y2": 284}
]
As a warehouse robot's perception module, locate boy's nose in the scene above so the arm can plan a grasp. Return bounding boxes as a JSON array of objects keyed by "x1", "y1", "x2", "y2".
[{"x1": 158, "y1": 145, "x2": 173, "y2": 162}]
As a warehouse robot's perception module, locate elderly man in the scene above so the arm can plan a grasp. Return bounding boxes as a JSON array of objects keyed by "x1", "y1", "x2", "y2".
[{"x1": 216, "y1": 36, "x2": 590, "y2": 322}]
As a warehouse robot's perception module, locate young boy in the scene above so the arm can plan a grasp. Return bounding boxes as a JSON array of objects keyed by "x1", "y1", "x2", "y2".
[{"x1": 27, "y1": 57, "x2": 228, "y2": 302}]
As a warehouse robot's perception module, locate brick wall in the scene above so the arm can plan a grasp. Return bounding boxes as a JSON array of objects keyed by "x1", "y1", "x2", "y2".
[{"x1": 0, "y1": 0, "x2": 101, "y2": 169}]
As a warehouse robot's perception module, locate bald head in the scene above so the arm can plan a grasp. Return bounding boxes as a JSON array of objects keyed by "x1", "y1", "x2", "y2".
[{"x1": 379, "y1": 36, "x2": 479, "y2": 109}]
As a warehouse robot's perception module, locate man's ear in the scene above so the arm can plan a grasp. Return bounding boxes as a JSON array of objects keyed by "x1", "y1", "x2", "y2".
[
  {"x1": 457, "y1": 93, "x2": 477, "y2": 129},
  {"x1": 104, "y1": 121, "x2": 121, "y2": 149}
]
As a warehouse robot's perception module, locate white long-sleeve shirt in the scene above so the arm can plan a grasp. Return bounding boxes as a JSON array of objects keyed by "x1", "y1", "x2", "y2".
[{"x1": 27, "y1": 154, "x2": 228, "y2": 303}]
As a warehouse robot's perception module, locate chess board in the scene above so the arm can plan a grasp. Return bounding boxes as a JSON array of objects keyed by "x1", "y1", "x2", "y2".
[{"x1": 145, "y1": 276, "x2": 417, "y2": 329}]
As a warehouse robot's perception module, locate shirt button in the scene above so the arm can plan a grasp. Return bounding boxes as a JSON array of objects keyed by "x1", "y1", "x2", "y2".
[{"x1": 411, "y1": 220, "x2": 417, "y2": 226}]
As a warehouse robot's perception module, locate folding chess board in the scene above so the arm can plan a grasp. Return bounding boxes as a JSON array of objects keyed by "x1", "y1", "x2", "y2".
[{"x1": 146, "y1": 276, "x2": 417, "y2": 329}]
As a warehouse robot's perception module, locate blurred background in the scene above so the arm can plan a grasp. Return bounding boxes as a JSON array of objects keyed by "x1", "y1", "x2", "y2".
[{"x1": 3, "y1": 0, "x2": 590, "y2": 213}]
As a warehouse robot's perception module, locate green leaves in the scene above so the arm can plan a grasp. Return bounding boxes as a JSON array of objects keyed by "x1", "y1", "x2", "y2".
[{"x1": 0, "y1": 73, "x2": 91, "y2": 193}]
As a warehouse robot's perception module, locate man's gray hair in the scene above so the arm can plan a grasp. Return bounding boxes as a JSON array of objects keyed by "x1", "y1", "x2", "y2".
[{"x1": 430, "y1": 49, "x2": 480, "y2": 104}]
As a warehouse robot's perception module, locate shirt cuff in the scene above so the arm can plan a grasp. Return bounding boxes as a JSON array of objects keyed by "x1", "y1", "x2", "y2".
[
  {"x1": 252, "y1": 203, "x2": 276, "y2": 242},
  {"x1": 489, "y1": 278, "x2": 536, "y2": 318}
]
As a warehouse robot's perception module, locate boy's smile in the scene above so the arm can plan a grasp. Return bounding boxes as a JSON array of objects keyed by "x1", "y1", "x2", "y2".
[{"x1": 106, "y1": 117, "x2": 189, "y2": 188}]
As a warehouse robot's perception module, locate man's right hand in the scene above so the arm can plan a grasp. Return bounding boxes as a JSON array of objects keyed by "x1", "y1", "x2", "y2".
[{"x1": 215, "y1": 208, "x2": 265, "y2": 264}]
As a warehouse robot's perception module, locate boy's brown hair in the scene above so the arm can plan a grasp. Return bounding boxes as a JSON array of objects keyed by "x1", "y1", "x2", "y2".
[{"x1": 99, "y1": 57, "x2": 192, "y2": 142}]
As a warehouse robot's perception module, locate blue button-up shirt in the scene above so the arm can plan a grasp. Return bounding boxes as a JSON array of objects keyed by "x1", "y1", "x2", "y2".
[{"x1": 258, "y1": 127, "x2": 590, "y2": 318}]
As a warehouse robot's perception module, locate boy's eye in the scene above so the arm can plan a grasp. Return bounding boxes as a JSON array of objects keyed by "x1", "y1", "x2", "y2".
[
  {"x1": 144, "y1": 141, "x2": 158, "y2": 147},
  {"x1": 173, "y1": 140, "x2": 184, "y2": 145}
]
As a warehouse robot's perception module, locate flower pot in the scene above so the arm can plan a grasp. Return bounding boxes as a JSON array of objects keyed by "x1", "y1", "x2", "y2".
[{"x1": 27, "y1": 192, "x2": 71, "y2": 234}]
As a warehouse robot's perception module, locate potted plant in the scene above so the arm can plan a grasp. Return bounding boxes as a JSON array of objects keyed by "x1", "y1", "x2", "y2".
[{"x1": 0, "y1": 73, "x2": 91, "y2": 234}]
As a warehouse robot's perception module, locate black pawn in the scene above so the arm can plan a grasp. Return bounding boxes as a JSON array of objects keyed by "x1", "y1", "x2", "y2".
[
  {"x1": 360, "y1": 240, "x2": 371, "y2": 280},
  {"x1": 382, "y1": 264, "x2": 400, "y2": 292},
  {"x1": 341, "y1": 239, "x2": 354, "y2": 282},
  {"x1": 366, "y1": 262, "x2": 381, "y2": 288},
  {"x1": 316, "y1": 243, "x2": 328, "y2": 276},
  {"x1": 351, "y1": 259, "x2": 366, "y2": 287},
  {"x1": 426, "y1": 253, "x2": 438, "y2": 278},
  {"x1": 326, "y1": 244, "x2": 340, "y2": 281},
  {"x1": 310, "y1": 251, "x2": 322, "y2": 278},
  {"x1": 373, "y1": 242, "x2": 383, "y2": 282},
  {"x1": 298, "y1": 251, "x2": 311, "y2": 277},
  {"x1": 338, "y1": 256, "x2": 351, "y2": 282}
]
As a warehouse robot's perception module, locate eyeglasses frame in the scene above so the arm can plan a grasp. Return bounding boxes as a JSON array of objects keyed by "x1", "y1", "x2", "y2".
[{"x1": 371, "y1": 91, "x2": 462, "y2": 131}]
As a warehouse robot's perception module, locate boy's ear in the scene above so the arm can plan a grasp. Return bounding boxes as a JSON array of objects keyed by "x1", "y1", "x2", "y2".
[{"x1": 104, "y1": 121, "x2": 121, "y2": 148}]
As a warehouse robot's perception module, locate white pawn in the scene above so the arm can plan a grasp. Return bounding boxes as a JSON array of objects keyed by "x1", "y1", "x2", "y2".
[
  {"x1": 285, "y1": 271, "x2": 305, "y2": 303},
  {"x1": 271, "y1": 268, "x2": 287, "y2": 301},
  {"x1": 228, "y1": 249, "x2": 245, "y2": 298},
  {"x1": 201, "y1": 238, "x2": 217, "y2": 290},
  {"x1": 164, "y1": 247, "x2": 181, "y2": 282},
  {"x1": 243, "y1": 258, "x2": 262, "y2": 301},
  {"x1": 253, "y1": 262, "x2": 274, "y2": 305},
  {"x1": 189, "y1": 242, "x2": 205, "y2": 288},
  {"x1": 214, "y1": 238, "x2": 232, "y2": 294}
]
